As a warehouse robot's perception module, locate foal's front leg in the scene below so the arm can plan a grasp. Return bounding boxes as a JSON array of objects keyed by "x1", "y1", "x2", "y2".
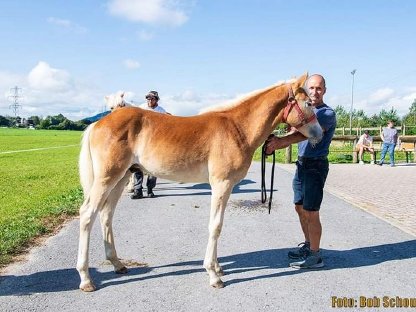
[{"x1": 203, "y1": 181, "x2": 233, "y2": 288}]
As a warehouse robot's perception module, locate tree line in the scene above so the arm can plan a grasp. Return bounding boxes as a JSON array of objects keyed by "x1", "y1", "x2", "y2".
[
  {"x1": 0, "y1": 113, "x2": 90, "y2": 130},
  {"x1": 1, "y1": 99, "x2": 415, "y2": 133},
  {"x1": 334, "y1": 99, "x2": 416, "y2": 131}
]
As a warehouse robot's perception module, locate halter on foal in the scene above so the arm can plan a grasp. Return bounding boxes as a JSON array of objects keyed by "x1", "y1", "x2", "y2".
[{"x1": 76, "y1": 73, "x2": 323, "y2": 292}]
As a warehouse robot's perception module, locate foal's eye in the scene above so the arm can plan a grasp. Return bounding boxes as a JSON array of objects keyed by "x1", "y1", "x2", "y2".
[{"x1": 305, "y1": 102, "x2": 312, "y2": 107}]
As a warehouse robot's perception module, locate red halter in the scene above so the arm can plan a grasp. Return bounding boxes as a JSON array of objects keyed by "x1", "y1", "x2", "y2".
[{"x1": 282, "y1": 87, "x2": 317, "y2": 129}]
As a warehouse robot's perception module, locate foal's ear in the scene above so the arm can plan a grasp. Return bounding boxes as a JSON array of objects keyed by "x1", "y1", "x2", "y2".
[{"x1": 296, "y1": 72, "x2": 308, "y2": 88}]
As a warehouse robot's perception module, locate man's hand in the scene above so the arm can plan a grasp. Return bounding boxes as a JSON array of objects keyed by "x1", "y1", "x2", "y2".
[{"x1": 265, "y1": 135, "x2": 285, "y2": 155}]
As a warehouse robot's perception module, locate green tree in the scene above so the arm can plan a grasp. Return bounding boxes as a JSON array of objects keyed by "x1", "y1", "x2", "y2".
[
  {"x1": 28, "y1": 115, "x2": 41, "y2": 126},
  {"x1": 368, "y1": 114, "x2": 382, "y2": 127},
  {"x1": 402, "y1": 99, "x2": 416, "y2": 126},
  {"x1": 0, "y1": 115, "x2": 12, "y2": 127},
  {"x1": 39, "y1": 118, "x2": 51, "y2": 129},
  {"x1": 378, "y1": 108, "x2": 400, "y2": 125},
  {"x1": 334, "y1": 105, "x2": 349, "y2": 128}
]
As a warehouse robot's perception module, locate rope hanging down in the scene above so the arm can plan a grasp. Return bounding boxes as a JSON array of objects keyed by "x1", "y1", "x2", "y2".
[{"x1": 261, "y1": 141, "x2": 276, "y2": 214}]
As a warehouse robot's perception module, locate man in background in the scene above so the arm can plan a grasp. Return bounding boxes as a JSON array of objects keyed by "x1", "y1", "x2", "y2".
[
  {"x1": 131, "y1": 91, "x2": 168, "y2": 199},
  {"x1": 378, "y1": 120, "x2": 398, "y2": 167}
]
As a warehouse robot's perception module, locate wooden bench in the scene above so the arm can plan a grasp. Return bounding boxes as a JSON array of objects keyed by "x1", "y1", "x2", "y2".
[
  {"x1": 399, "y1": 142, "x2": 416, "y2": 163},
  {"x1": 373, "y1": 141, "x2": 415, "y2": 163},
  {"x1": 372, "y1": 142, "x2": 382, "y2": 163}
]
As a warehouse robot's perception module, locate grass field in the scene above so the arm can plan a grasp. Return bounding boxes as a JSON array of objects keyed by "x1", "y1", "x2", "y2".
[{"x1": 0, "y1": 128, "x2": 83, "y2": 266}]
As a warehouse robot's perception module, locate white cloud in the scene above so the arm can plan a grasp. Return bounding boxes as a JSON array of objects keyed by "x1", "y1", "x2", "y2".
[
  {"x1": 107, "y1": 0, "x2": 189, "y2": 27},
  {"x1": 47, "y1": 17, "x2": 87, "y2": 33},
  {"x1": 28, "y1": 61, "x2": 73, "y2": 91},
  {"x1": 332, "y1": 87, "x2": 415, "y2": 118},
  {"x1": 5, "y1": 62, "x2": 413, "y2": 122},
  {"x1": 365, "y1": 88, "x2": 415, "y2": 116},
  {"x1": 47, "y1": 17, "x2": 71, "y2": 27},
  {"x1": 0, "y1": 71, "x2": 24, "y2": 92},
  {"x1": 0, "y1": 62, "x2": 106, "y2": 120},
  {"x1": 162, "y1": 91, "x2": 232, "y2": 116},
  {"x1": 368, "y1": 88, "x2": 394, "y2": 103},
  {"x1": 402, "y1": 89, "x2": 416, "y2": 102},
  {"x1": 123, "y1": 59, "x2": 141, "y2": 70},
  {"x1": 119, "y1": 89, "x2": 233, "y2": 116},
  {"x1": 0, "y1": 62, "x2": 233, "y2": 120}
]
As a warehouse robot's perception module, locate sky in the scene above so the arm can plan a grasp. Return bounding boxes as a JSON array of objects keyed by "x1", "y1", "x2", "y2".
[{"x1": 1, "y1": 0, "x2": 416, "y2": 120}]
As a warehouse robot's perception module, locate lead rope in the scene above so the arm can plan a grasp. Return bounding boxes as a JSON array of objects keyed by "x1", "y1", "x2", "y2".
[{"x1": 261, "y1": 142, "x2": 275, "y2": 214}]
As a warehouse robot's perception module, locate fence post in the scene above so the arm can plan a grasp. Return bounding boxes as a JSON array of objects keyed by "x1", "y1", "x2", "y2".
[
  {"x1": 285, "y1": 145, "x2": 292, "y2": 163},
  {"x1": 413, "y1": 142, "x2": 416, "y2": 162},
  {"x1": 352, "y1": 137, "x2": 358, "y2": 163}
]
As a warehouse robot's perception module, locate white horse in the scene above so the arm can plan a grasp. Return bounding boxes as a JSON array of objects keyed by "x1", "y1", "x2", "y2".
[{"x1": 77, "y1": 74, "x2": 323, "y2": 291}]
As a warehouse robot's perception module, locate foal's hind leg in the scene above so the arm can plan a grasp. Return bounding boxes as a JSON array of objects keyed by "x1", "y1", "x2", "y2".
[
  {"x1": 203, "y1": 179, "x2": 233, "y2": 288},
  {"x1": 76, "y1": 185, "x2": 108, "y2": 292},
  {"x1": 99, "y1": 173, "x2": 131, "y2": 274}
]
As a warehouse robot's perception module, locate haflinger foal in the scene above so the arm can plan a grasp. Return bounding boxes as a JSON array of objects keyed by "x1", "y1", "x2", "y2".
[{"x1": 77, "y1": 73, "x2": 323, "y2": 292}]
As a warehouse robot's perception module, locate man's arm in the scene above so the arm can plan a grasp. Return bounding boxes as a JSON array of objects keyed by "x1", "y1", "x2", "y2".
[{"x1": 265, "y1": 131, "x2": 306, "y2": 154}]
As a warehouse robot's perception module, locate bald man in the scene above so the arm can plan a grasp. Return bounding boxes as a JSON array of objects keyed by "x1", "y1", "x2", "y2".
[{"x1": 266, "y1": 74, "x2": 337, "y2": 269}]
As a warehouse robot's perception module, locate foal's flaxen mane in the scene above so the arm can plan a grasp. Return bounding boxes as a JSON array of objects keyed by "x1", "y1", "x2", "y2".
[{"x1": 198, "y1": 79, "x2": 295, "y2": 114}]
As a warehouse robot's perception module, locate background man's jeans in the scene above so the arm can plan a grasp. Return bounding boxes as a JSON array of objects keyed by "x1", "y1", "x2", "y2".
[{"x1": 379, "y1": 143, "x2": 396, "y2": 165}]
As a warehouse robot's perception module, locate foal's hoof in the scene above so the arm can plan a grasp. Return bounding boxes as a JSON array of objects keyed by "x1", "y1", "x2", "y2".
[
  {"x1": 115, "y1": 266, "x2": 128, "y2": 274},
  {"x1": 80, "y1": 282, "x2": 96, "y2": 292},
  {"x1": 211, "y1": 280, "x2": 225, "y2": 289}
]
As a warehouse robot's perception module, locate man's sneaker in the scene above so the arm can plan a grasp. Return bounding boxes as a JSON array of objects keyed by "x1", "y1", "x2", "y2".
[
  {"x1": 370, "y1": 161, "x2": 375, "y2": 165},
  {"x1": 130, "y1": 189, "x2": 143, "y2": 199},
  {"x1": 147, "y1": 189, "x2": 155, "y2": 198},
  {"x1": 359, "y1": 160, "x2": 364, "y2": 165},
  {"x1": 290, "y1": 251, "x2": 324, "y2": 269},
  {"x1": 288, "y1": 242, "x2": 310, "y2": 259}
]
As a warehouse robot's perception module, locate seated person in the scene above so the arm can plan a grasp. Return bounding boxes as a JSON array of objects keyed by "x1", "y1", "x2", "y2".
[{"x1": 356, "y1": 130, "x2": 375, "y2": 164}]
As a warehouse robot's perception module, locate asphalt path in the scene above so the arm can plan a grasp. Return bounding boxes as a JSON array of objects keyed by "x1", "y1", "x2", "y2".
[{"x1": 1, "y1": 162, "x2": 415, "y2": 311}]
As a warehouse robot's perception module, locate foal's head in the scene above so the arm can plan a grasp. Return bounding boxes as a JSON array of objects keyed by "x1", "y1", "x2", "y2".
[{"x1": 283, "y1": 74, "x2": 323, "y2": 145}]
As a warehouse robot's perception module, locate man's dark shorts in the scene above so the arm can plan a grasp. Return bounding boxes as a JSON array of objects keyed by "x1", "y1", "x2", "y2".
[{"x1": 292, "y1": 158, "x2": 329, "y2": 211}]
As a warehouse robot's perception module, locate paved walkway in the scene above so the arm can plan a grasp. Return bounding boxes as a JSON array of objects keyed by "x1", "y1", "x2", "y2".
[
  {"x1": 278, "y1": 162, "x2": 416, "y2": 237},
  {"x1": 0, "y1": 162, "x2": 415, "y2": 311}
]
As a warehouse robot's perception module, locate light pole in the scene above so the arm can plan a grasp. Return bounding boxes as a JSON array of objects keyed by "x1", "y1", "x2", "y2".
[{"x1": 349, "y1": 69, "x2": 356, "y2": 134}]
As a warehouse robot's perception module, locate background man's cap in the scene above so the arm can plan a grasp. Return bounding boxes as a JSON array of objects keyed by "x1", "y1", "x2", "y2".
[{"x1": 145, "y1": 91, "x2": 159, "y2": 100}]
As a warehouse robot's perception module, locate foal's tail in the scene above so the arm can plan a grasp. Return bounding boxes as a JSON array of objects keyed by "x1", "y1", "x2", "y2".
[{"x1": 79, "y1": 124, "x2": 95, "y2": 199}]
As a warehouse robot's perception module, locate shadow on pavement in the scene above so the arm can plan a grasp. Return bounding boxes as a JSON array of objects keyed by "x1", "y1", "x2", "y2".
[
  {"x1": 1, "y1": 240, "x2": 414, "y2": 295},
  {"x1": 153, "y1": 179, "x2": 261, "y2": 197}
]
